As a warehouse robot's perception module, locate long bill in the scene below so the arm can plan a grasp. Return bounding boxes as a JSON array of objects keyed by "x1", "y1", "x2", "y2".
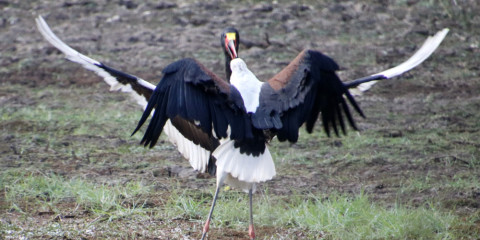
[{"x1": 227, "y1": 40, "x2": 238, "y2": 59}]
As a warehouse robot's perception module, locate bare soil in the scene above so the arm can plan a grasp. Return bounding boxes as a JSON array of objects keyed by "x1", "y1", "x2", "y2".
[{"x1": 1, "y1": 0, "x2": 480, "y2": 239}]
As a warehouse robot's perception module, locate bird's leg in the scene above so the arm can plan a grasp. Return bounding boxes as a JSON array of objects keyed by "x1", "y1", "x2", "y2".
[
  {"x1": 248, "y1": 188, "x2": 255, "y2": 240},
  {"x1": 201, "y1": 182, "x2": 222, "y2": 240}
]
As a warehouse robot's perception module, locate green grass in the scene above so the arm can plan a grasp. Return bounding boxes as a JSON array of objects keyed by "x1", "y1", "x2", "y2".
[
  {"x1": 0, "y1": 171, "x2": 154, "y2": 239},
  {"x1": 2, "y1": 81, "x2": 479, "y2": 239},
  {"x1": 195, "y1": 191, "x2": 458, "y2": 239},
  {"x1": 267, "y1": 194, "x2": 454, "y2": 239},
  {"x1": 1, "y1": 171, "x2": 464, "y2": 239},
  {"x1": 1, "y1": 171, "x2": 149, "y2": 217}
]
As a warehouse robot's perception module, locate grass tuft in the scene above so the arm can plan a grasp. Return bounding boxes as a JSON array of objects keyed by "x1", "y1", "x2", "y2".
[
  {"x1": 2, "y1": 171, "x2": 149, "y2": 221},
  {"x1": 160, "y1": 189, "x2": 460, "y2": 239}
]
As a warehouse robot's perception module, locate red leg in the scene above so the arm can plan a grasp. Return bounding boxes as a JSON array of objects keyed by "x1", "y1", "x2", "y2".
[
  {"x1": 201, "y1": 186, "x2": 221, "y2": 240},
  {"x1": 248, "y1": 188, "x2": 255, "y2": 239},
  {"x1": 249, "y1": 224, "x2": 255, "y2": 239}
]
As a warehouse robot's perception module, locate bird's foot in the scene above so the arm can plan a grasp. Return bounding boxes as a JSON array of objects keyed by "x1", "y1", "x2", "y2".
[
  {"x1": 249, "y1": 224, "x2": 255, "y2": 239},
  {"x1": 201, "y1": 219, "x2": 210, "y2": 240}
]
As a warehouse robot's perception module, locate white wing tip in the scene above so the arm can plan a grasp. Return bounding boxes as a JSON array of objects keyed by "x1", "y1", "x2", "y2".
[
  {"x1": 354, "y1": 28, "x2": 449, "y2": 94},
  {"x1": 36, "y1": 15, "x2": 155, "y2": 110},
  {"x1": 380, "y1": 28, "x2": 450, "y2": 79},
  {"x1": 438, "y1": 28, "x2": 450, "y2": 38}
]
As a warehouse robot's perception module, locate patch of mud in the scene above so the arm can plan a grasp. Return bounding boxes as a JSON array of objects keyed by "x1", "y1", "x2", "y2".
[{"x1": 2, "y1": 0, "x2": 480, "y2": 238}]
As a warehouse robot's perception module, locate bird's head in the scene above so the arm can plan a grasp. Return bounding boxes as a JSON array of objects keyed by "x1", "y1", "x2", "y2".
[{"x1": 221, "y1": 27, "x2": 239, "y2": 60}]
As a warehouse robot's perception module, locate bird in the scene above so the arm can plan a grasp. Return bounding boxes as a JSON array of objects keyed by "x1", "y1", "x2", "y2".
[{"x1": 36, "y1": 16, "x2": 448, "y2": 240}]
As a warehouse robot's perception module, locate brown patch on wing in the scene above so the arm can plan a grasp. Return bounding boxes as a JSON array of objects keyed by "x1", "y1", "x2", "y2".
[
  {"x1": 170, "y1": 116, "x2": 220, "y2": 152},
  {"x1": 195, "y1": 59, "x2": 231, "y2": 94},
  {"x1": 131, "y1": 83, "x2": 153, "y2": 100},
  {"x1": 267, "y1": 50, "x2": 307, "y2": 91}
]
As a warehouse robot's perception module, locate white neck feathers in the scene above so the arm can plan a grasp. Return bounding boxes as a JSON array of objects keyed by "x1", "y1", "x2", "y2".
[{"x1": 229, "y1": 58, "x2": 263, "y2": 113}]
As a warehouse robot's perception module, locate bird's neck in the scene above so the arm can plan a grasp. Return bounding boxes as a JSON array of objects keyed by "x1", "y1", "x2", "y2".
[
  {"x1": 229, "y1": 59, "x2": 263, "y2": 113},
  {"x1": 224, "y1": 54, "x2": 232, "y2": 82}
]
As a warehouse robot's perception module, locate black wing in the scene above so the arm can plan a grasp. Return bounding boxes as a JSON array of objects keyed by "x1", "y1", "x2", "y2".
[
  {"x1": 95, "y1": 63, "x2": 154, "y2": 101},
  {"x1": 252, "y1": 50, "x2": 364, "y2": 142},
  {"x1": 37, "y1": 16, "x2": 225, "y2": 174},
  {"x1": 132, "y1": 58, "x2": 266, "y2": 156}
]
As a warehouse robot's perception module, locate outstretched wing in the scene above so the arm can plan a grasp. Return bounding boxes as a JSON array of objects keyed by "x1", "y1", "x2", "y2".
[
  {"x1": 133, "y1": 58, "x2": 230, "y2": 147},
  {"x1": 345, "y1": 28, "x2": 449, "y2": 93},
  {"x1": 36, "y1": 16, "x2": 222, "y2": 174},
  {"x1": 252, "y1": 50, "x2": 364, "y2": 142},
  {"x1": 35, "y1": 16, "x2": 154, "y2": 109}
]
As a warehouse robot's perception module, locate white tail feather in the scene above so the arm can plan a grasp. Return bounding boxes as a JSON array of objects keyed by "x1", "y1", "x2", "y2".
[{"x1": 213, "y1": 139, "x2": 275, "y2": 191}]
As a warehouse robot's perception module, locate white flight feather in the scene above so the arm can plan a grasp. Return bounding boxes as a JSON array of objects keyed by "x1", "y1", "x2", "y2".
[
  {"x1": 36, "y1": 16, "x2": 155, "y2": 109},
  {"x1": 355, "y1": 28, "x2": 449, "y2": 94},
  {"x1": 164, "y1": 120, "x2": 211, "y2": 173},
  {"x1": 36, "y1": 16, "x2": 212, "y2": 173}
]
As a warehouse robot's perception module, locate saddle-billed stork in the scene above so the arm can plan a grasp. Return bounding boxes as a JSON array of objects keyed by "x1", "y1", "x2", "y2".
[{"x1": 36, "y1": 16, "x2": 448, "y2": 239}]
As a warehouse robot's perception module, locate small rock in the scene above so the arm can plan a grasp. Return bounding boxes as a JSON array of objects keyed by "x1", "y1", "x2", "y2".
[
  {"x1": 119, "y1": 0, "x2": 138, "y2": 9},
  {"x1": 155, "y1": 2, "x2": 177, "y2": 10},
  {"x1": 289, "y1": 4, "x2": 310, "y2": 12},
  {"x1": 253, "y1": 4, "x2": 273, "y2": 12}
]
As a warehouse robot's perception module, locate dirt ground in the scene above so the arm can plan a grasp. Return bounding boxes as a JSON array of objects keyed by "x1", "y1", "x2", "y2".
[{"x1": 1, "y1": 0, "x2": 480, "y2": 239}]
